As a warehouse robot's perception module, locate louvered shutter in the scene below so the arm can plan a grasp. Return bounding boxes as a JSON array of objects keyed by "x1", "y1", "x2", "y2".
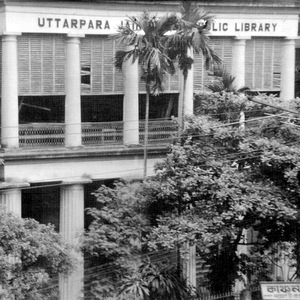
[
  {"x1": 138, "y1": 62, "x2": 180, "y2": 93},
  {"x1": 30, "y1": 36, "x2": 42, "y2": 94},
  {"x1": 91, "y1": 37, "x2": 103, "y2": 93},
  {"x1": 54, "y1": 36, "x2": 65, "y2": 93},
  {"x1": 103, "y1": 38, "x2": 115, "y2": 93},
  {"x1": 245, "y1": 37, "x2": 282, "y2": 90},
  {"x1": 194, "y1": 37, "x2": 233, "y2": 92},
  {"x1": 193, "y1": 52, "x2": 205, "y2": 92},
  {"x1": 18, "y1": 37, "x2": 30, "y2": 94},
  {"x1": 114, "y1": 40, "x2": 124, "y2": 93},
  {"x1": 162, "y1": 62, "x2": 180, "y2": 92},
  {"x1": 18, "y1": 34, "x2": 66, "y2": 95},
  {"x1": 169, "y1": 62, "x2": 180, "y2": 92},
  {"x1": 81, "y1": 37, "x2": 92, "y2": 94},
  {"x1": 81, "y1": 36, "x2": 123, "y2": 94},
  {"x1": 42, "y1": 37, "x2": 54, "y2": 94}
]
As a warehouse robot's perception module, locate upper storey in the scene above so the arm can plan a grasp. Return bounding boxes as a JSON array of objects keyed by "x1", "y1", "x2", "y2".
[{"x1": 0, "y1": 0, "x2": 298, "y2": 38}]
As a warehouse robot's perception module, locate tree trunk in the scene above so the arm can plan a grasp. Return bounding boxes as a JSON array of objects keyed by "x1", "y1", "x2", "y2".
[
  {"x1": 165, "y1": 95, "x2": 174, "y2": 118},
  {"x1": 178, "y1": 77, "x2": 186, "y2": 133},
  {"x1": 143, "y1": 87, "x2": 150, "y2": 180}
]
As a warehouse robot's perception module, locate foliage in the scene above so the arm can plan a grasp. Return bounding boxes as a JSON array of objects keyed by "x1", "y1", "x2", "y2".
[
  {"x1": 83, "y1": 181, "x2": 150, "y2": 299},
  {"x1": 166, "y1": 2, "x2": 221, "y2": 78},
  {"x1": 0, "y1": 211, "x2": 76, "y2": 300},
  {"x1": 114, "y1": 11, "x2": 176, "y2": 95},
  {"x1": 206, "y1": 66, "x2": 249, "y2": 93},
  {"x1": 120, "y1": 258, "x2": 193, "y2": 300},
  {"x1": 238, "y1": 113, "x2": 300, "y2": 280},
  {"x1": 84, "y1": 91, "x2": 300, "y2": 294},
  {"x1": 194, "y1": 91, "x2": 295, "y2": 124}
]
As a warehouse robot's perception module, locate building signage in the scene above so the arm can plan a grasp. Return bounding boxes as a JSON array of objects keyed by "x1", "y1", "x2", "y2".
[
  {"x1": 260, "y1": 282, "x2": 300, "y2": 300},
  {"x1": 3, "y1": 11, "x2": 298, "y2": 37},
  {"x1": 36, "y1": 17, "x2": 140, "y2": 31},
  {"x1": 210, "y1": 19, "x2": 297, "y2": 37}
]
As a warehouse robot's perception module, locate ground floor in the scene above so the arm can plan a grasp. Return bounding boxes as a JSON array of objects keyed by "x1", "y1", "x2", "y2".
[{"x1": 0, "y1": 146, "x2": 168, "y2": 299}]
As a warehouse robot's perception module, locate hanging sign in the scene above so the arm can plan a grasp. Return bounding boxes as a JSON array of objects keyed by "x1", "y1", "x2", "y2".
[{"x1": 260, "y1": 282, "x2": 300, "y2": 300}]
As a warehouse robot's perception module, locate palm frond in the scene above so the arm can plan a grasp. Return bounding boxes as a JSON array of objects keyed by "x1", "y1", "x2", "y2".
[
  {"x1": 157, "y1": 14, "x2": 179, "y2": 36},
  {"x1": 180, "y1": 3, "x2": 214, "y2": 27},
  {"x1": 115, "y1": 48, "x2": 140, "y2": 70}
]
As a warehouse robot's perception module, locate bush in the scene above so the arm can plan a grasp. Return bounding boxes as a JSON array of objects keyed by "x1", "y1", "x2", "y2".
[{"x1": 0, "y1": 211, "x2": 77, "y2": 300}]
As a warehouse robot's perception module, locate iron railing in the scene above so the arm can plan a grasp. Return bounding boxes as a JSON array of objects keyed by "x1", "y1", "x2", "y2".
[{"x1": 18, "y1": 120, "x2": 178, "y2": 148}]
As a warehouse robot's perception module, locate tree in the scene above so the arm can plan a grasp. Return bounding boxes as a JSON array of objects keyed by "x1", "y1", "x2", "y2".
[
  {"x1": 0, "y1": 211, "x2": 76, "y2": 300},
  {"x1": 144, "y1": 115, "x2": 297, "y2": 292},
  {"x1": 166, "y1": 2, "x2": 222, "y2": 128},
  {"x1": 83, "y1": 181, "x2": 150, "y2": 299},
  {"x1": 114, "y1": 11, "x2": 177, "y2": 179},
  {"x1": 84, "y1": 95, "x2": 300, "y2": 295},
  {"x1": 238, "y1": 113, "x2": 300, "y2": 281}
]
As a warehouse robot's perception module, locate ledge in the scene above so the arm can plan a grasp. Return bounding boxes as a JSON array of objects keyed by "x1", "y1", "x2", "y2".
[{"x1": 0, "y1": 144, "x2": 171, "y2": 162}]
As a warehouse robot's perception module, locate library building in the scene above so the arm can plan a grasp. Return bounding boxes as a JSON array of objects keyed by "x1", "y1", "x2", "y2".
[{"x1": 0, "y1": 1, "x2": 299, "y2": 299}]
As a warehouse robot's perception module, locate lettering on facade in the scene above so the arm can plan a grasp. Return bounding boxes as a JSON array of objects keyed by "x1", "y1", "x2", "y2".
[
  {"x1": 31, "y1": 16, "x2": 293, "y2": 36},
  {"x1": 120, "y1": 20, "x2": 141, "y2": 31},
  {"x1": 38, "y1": 18, "x2": 110, "y2": 30},
  {"x1": 212, "y1": 22, "x2": 278, "y2": 32}
]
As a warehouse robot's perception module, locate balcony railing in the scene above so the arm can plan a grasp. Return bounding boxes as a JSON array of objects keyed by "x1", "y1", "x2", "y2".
[{"x1": 19, "y1": 120, "x2": 178, "y2": 148}]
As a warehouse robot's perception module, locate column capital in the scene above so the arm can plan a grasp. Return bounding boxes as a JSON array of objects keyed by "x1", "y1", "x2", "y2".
[
  {"x1": 61, "y1": 178, "x2": 92, "y2": 186},
  {"x1": 234, "y1": 36, "x2": 251, "y2": 40},
  {"x1": 0, "y1": 182, "x2": 30, "y2": 190},
  {"x1": 0, "y1": 32, "x2": 21, "y2": 36},
  {"x1": 66, "y1": 33, "x2": 85, "y2": 39},
  {"x1": 284, "y1": 36, "x2": 299, "y2": 40}
]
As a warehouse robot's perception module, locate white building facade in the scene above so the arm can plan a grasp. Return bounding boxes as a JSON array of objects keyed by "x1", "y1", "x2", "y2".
[{"x1": 0, "y1": 1, "x2": 298, "y2": 299}]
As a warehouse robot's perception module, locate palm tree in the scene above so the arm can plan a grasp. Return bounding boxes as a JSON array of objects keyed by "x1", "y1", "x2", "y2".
[
  {"x1": 166, "y1": 2, "x2": 222, "y2": 130},
  {"x1": 114, "y1": 12, "x2": 177, "y2": 180}
]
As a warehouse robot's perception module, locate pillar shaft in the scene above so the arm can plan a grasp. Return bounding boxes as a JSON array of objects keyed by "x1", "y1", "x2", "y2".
[
  {"x1": 65, "y1": 36, "x2": 82, "y2": 147},
  {"x1": 59, "y1": 184, "x2": 84, "y2": 300},
  {"x1": 0, "y1": 189, "x2": 22, "y2": 217},
  {"x1": 184, "y1": 47, "x2": 194, "y2": 116},
  {"x1": 183, "y1": 245, "x2": 197, "y2": 289},
  {"x1": 179, "y1": 47, "x2": 194, "y2": 127},
  {"x1": 1, "y1": 34, "x2": 19, "y2": 148},
  {"x1": 123, "y1": 47, "x2": 139, "y2": 145},
  {"x1": 231, "y1": 38, "x2": 248, "y2": 90},
  {"x1": 281, "y1": 38, "x2": 296, "y2": 101}
]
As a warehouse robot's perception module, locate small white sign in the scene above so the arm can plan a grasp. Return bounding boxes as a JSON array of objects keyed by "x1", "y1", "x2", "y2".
[{"x1": 260, "y1": 282, "x2": 300, "y2": 300}]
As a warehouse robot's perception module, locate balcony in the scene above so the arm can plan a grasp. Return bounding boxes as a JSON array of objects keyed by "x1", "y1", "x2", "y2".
[{"x1": 19, "y1": 119, "x2": 178, "y2": 148}]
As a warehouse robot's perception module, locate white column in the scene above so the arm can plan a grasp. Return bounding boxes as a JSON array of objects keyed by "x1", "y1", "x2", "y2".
[
  {"x1": 179, "y1": 47, "x2": 194, "y2": 127},
  {"x1": 183, "y1": 245, "x2": 197, "y2": 290},
  {"x1": 281, "y1": 37, "x2": 296, "y2": 101},
  {"x1": 0, "y1": 183, "x2": 29, "y2": 216},
  {"x1": 231, "y1": 37, "x2": 250, "y2": 90},
  {"x1": 184, "y1": 47, "x2": 194, "y2": 116},
  {"x1": 65, "y1": 35, "x2": 84, "y2": 148},
  {"x1": 1, "y1": 34, "x2": 20, "y2": 149},
  {"x1": 123, "y1": 46, "x2": 139, "y2": 145},
  {"x1": 0, "y1": 189, "x2": 22, "y2": 216},
  {"x1": 59, "y1": 182, "x2": 86, "y2": 300}
]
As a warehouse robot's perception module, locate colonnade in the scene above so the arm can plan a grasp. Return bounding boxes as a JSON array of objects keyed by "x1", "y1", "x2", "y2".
[
  {"x1": 230, "y1": 36, "x2": 297, "y2": 101},
  {"x1": 0, "y1": 33, "x2": 297, "y2": 149}
]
